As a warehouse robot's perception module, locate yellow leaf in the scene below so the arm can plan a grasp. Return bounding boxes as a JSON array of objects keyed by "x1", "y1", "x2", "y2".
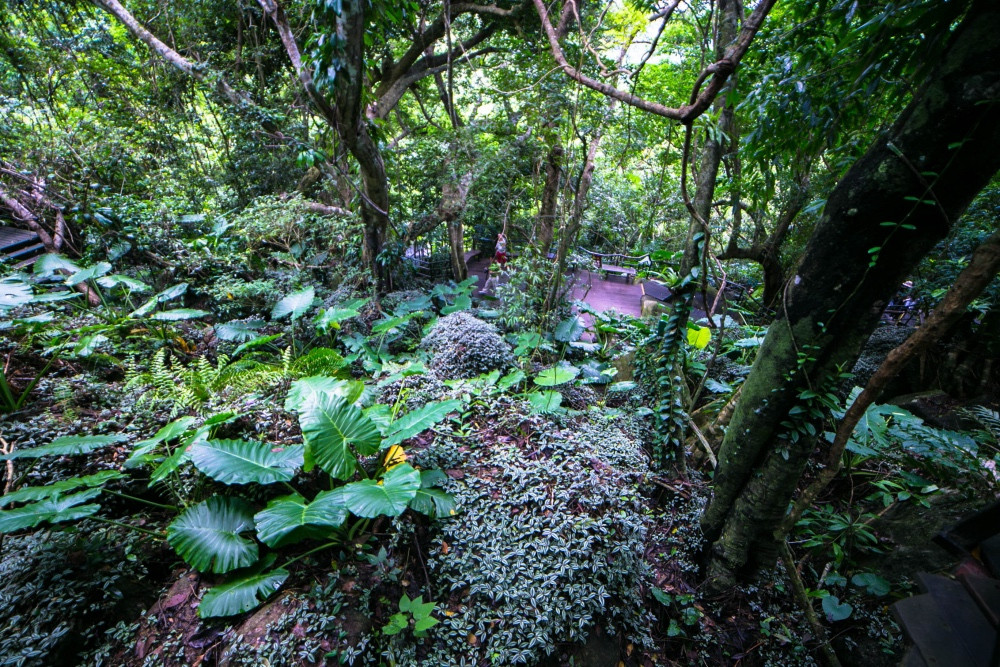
[
  {"x1": 687, "y1": 324, "x2": 711, "y2": 350},
  {"x1": 383, "y1": 445, "x2": 406, "y2": 470}
]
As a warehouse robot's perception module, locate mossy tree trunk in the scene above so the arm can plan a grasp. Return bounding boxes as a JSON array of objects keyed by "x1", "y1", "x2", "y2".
[{"x1": 701, "y1": 0, "x2": 1000, "y2": 589}]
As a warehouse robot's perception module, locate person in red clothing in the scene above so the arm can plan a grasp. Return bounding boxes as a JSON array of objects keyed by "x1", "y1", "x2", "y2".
[{"x1": 494, "y1": 232, "x2": 508, "y2": 266}]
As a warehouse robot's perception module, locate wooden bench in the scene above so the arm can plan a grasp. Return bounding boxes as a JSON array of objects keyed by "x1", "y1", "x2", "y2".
[{"x1": 581, "y1": 249, "x2": 649, "y2": 284}]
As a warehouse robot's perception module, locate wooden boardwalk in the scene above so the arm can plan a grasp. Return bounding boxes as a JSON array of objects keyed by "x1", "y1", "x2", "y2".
[
  {"x1": 468, "y1": 257, "x2": 644, "y2": 317},
  {"x1": 0, "y1": 227, "x2": 44, "y2": 267}
]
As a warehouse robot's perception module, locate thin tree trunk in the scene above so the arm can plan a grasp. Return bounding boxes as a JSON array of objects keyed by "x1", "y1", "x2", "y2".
[
  {"x1": 536, "y1": 143, "x2": 563, "y2": 255},
  {"x1": 544, "y1": 133, "x2": 601, "y2": 312},
  {"x1": 702, "y1": 0, "x2": 1000, "y2": 589}
]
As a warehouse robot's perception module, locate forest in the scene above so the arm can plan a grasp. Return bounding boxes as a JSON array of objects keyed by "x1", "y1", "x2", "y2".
[{"x1": 1, "y1": 0, "x2": 999, "y2": 665}]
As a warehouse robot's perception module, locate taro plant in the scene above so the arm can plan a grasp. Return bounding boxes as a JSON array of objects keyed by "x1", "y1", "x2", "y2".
[{"x1": 0, "y1": 376, "x2": 461, "y2": 619}]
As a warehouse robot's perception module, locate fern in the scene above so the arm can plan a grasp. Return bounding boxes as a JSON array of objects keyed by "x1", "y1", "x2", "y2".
[{"x1": 968, "y1": 406, "x2": 1000, "y2": 443}]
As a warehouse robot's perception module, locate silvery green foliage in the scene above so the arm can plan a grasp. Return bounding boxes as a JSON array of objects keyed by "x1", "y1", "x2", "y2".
[
  {"x1": 418, "y1": 397, "x2": 654, "y2": 665},
  {"x1": 0, "y1": 525, "x2": 150, "y2": 666},
  {"x1": 851, "y1": 326, "x2": 914, "y2": 387},
  {"x1": 421, "y1": 312, "x2": 514, "y2": 380},
  {"x1": 377, "y1": 374, "x2": 449, "y2": 413}
]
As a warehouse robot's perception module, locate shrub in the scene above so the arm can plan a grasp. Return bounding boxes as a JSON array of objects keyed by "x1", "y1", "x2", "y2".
[
  {"x1": 416, "y1": 398, "x2": 654, "y2": 664},
  {"x1": 421, "y1": 312, "x2": 513, "y2": 380}
]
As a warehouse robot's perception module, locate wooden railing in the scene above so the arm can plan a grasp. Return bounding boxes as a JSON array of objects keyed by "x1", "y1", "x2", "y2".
[{"x1": 579, "y1": 248, "x2": 650, "y2": 283}]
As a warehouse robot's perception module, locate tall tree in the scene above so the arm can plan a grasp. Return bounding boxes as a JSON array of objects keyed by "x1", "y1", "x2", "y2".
[{"x1": 701, "y1": 0, "x2": 1000, "y2": 588}]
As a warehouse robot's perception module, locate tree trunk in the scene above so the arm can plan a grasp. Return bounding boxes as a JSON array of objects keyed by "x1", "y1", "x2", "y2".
[
  {"x1": 544, "y1": 132, "x2": 602, "y2": 312},
  {"x1": 702, "y1": 0, "x2": 1000, "y2": 589},
  {"x1": 441, "y1": 170, "x2": 474, "y2": 282},
  {"x1": 536, "y1": 143, "x2": 563, "y2": 255}
]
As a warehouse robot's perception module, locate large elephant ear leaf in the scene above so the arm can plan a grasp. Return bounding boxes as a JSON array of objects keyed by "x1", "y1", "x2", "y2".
[
  {"x1": 167, "y1": 496, "x2": 259, "y2": 574},
  {"x1": 0, "y1": 434, "x2": 127, "y2": 460},
  {"x1": 284, "y1": 376, "x2": 364, "y2": 413},
  {"x1": 271, "y1": 286, "x2": 315, "y2": 321},
  {"x1": 190, "y1": 439, "x2": 303, "y2": 485},
  {"x1": 299, "y1": 394, "x2": 381, "y2": 480},
  {"x1": 342, "y1": 464, "x2": 421, "y2": 518},
  {"x1": 408, "y1": 470, "x2": 457, "y2": 518},
  {"x1": 253, "y1": 490, "x2": 347, "y2": 548},
  {"x1": 0, "y1": 488, "x2": 103, "y2": 533},
  {"x1": 382, "y1": 399, "x2": 462, "y2": 448},
  {"x1": 199, "y1": 566, "x2": 289, "y2": 618}
]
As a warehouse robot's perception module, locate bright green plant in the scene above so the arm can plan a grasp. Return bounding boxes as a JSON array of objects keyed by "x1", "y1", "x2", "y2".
[{"x1": 383, "y1": 594, "x2": 440, "y2": 637}]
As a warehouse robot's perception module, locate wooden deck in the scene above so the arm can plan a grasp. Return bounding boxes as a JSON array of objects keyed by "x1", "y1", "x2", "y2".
[
  {"x1": 468, "y1": 257, "x2": 644, "y2": 317},
  {"x1": 893, "y1": 502, "x2": 1000, "y2": 665},
  {"x1": 0, "y1": 227, "x2": 43, "y2": 268}
]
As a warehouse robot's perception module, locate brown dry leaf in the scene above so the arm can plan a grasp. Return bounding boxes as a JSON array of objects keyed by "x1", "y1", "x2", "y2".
[
  {"x1": 441, "y1": 541, "x2": 450, "y2": 555},
  {"x1": 468, "y1": 633, "x2": 478, "y2": 646}
]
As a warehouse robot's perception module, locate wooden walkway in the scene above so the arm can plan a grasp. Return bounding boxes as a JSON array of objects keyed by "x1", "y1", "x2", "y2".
[
  {"x1": 894, "y1": 502, "x2": 1000, "y2": 665},
  {"x1": 0, "y1": 227, "x2": 43, "y2": 267},
  {"x1": 468, "y1": 257, "x2": 644, "y2": 317}
]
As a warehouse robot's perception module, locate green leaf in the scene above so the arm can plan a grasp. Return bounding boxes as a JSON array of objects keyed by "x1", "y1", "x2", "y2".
[
  {"x1": 150, "y1": 308, "x2": 210, "y2": 321},
  {"x1": 342, "y1": 464, "x2": 421, "y2": 517},
  {"x1": 851, "y1": 573, "x2": 891, "y2": 597},
  {"x1": 821, "y1": 595, "x2": 853, "y2": 622},
  {"x1": 608, "y1": 381, "x2": 637, "y2": 393},
  {"x1": 299, "y1": 394, "x2": 381, "y2": 480},
  {"x1": 382, "y1": 399, "x2": 461, "y2": 448},
  {"x1": 498, "y1": 370, "x2": 526, "y2": 390},
  {"x1": 383, "y1": 613, "x2": 408, "y2": 635},
  {"x1": 533, "y1": 363, "x2": 579, "y2": 387},
  {"x1": 704, "y1": 378, "x2": 733, "y2": 394},
  {"x1": 215, "y1": 320, "x2": 266, "y2": 342},
  {"x1": 190, "y1": 439, "x2": 303, "y2": 485},
  {"x1": 129, "y1": 416, "x2": 198, "y2": 466},
  {"x1": 233, "y1": 334, "x2": 282, "y2": 357},
  {"x1": 686, "y1": 324, "x2": 711, "y2": 349},
  {"x1": 0, "y1": 488, "x2": 103, "y2": 533},
  {"x1": 441, "y1": 294, "x2": 471, "y2": 315},
  {"x1": 554, "y1": 316, "x2": 585, "y2": 343},
  {"x1": 254, "y1": 490, "x2": 348, "y2": 547},
  {"x1": 96, "y1": 274, "x2": 150, "y2": 293},
  {"x1": 0, "y1": 279, "x2": 32, "y2": 310},
  {"x1": 371, "y1": 313, "x2": 417, "y2": 334},
  {"x1": 414, "y1": 615, "x2": 439, "y2": 634},
  {"x1": 0, "y1": 471, "x2": 124, "y2": 507},
  {"x1": 0, "y1": 434, "x2": 127, "y2": 460},
  {"x1": 271, "y1": 286, "x2": 315, "y2": 321},
  {"x1": 167, "y1": 496, "x2": 259, "y2": 574},
  {"x1": 528, "y1": 391, "x2": 563, "y2": 413},
  {"x1": 65, "y1": 262, "x2": 111, "y2": 285},
  {"x1": 408, "y1": 470, "x2": 456, "y2": 518},
  {"x1": 130, "y1": 283, "x2": 189, "y2": 317},
  {"x1": 315, "y1": 304, "x2": 363, "y2": 331},
  {"x1": 33, "y1": 253, "x2": 80, "y2": 278},
  {"x1": 199, "y1": 568, "x2": 289, "y2": 618},
  {"x1": 284, "y1": 376, "x2": 364, "y2": 413}
]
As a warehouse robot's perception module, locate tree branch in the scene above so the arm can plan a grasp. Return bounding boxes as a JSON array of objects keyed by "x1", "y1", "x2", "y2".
[
  {"x1": 91, "y1": 0, "x2": 245, "y2": 108},
  {"x1": 532, "y1": 0, "x2": 776, "y2": 123}
]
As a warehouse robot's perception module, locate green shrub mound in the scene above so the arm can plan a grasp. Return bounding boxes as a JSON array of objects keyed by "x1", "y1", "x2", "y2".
[
  {"x1": 420, "y1": 402, "x2": 654, "y2": 665},
  {"x1": 420, "y1": 312, "x2": 514, "y2": 380}
]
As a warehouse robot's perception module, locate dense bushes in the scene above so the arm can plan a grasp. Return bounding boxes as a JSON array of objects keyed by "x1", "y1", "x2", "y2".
[{"x1": 421, "y1": 312, "x2": 513, "y2": 379}]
